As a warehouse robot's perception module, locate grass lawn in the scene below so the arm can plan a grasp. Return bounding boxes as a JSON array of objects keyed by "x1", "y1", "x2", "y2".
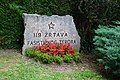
[{"x1": 0, "y1": 49, "x2": 105, "y2": 80}]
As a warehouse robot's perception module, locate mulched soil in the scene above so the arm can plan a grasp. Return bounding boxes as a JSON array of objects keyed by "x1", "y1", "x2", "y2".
[{"x1": 46, "y1": 53, "x2": 98, "y2": 72}]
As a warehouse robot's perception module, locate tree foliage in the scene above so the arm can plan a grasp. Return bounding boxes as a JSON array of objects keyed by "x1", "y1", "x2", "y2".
[{"x1": 69, "y1": 0, "x2": 120, "y2": 53}]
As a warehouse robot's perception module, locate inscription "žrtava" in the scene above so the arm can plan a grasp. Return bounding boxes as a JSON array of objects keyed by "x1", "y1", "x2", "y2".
[
  {"x1": 33, "y1": 32, "x2": 68, "y2": 37},
  {"x1": 45, "y1": 32, "x2": 68, "y2": 37}
]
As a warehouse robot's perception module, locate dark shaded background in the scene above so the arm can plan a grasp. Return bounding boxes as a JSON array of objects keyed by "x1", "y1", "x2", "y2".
[{"x1": 0, "y1": 0, "x2": 120, "y2": 53}]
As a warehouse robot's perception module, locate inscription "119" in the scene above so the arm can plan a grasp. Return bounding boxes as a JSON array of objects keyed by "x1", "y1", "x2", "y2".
[{"x1": 33, "y1": 33, "x2": 41, "y2": 37}]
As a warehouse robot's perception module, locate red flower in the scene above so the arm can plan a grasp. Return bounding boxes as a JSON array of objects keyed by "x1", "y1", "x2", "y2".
[
  {"x1": 33, "y1": 42, "x2": 75, "y2": 56},
  {"x1": 52, "y1": 49, "x2": 59, "y2": 55}
]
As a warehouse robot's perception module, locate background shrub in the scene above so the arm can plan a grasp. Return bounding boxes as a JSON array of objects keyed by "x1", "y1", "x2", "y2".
[
  {"x1": 93, "y1": 21, "x2": 120, "y2": 77},
  {"x1": 0, "y1": 0, "x2": 71, "y2": 49},
  {"x1": 0, "y1": 0, "x2": 24, "y2": 48},
  {"x1": 69, "y1": 0, "x2": 120, "y2": 53},
  {"x1": 0, "y1": 0, "x2": 120, "y2": 53}
]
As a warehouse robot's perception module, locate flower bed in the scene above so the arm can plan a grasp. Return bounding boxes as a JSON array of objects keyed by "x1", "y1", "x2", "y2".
[{"x1": 25, "y1": 42, "x2": 80, "y2": 64}]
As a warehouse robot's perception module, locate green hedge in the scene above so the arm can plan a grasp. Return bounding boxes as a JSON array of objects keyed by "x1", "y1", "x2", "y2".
[
  {"x1": 0, "y1": 0, "x2": 71, "y2": 49},
  {"x1": 0, "y1": 1, "x2": 23, "y2": 48}
]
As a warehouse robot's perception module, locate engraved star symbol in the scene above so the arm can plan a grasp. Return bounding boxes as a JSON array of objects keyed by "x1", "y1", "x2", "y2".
[{"x1": 48, "y1": 22, "x2": 55, "y2": 29}]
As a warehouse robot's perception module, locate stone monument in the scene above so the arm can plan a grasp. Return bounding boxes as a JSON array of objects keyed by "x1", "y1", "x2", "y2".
[{"x1": 22, "y1": 13, "x2": 80, "y2": 54}]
